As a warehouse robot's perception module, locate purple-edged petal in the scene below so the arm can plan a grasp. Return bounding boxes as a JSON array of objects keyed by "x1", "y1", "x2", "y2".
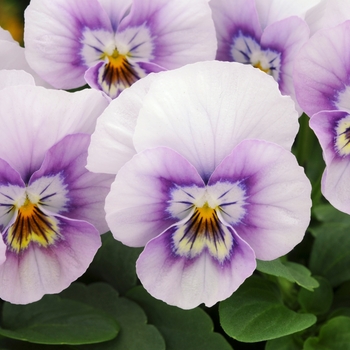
[
  {"x1": 24, "y1": 0, "x2": 112, "y2": 89},
  {"x1": 87, "y1": 72, "x2": 159, "y2": 175},
  {"x1": 136, "y1": 224, "x2": 256, "y2": 309},
  {"x1": 134, "y1": 61, "x2": 299, "y2": 181},
  {"x1": 310, "y1": 110, "x2": 350, "y2": 214},
  {"x1": 0, "y1": 216, "x2": 101, "y2": 304},
  {"x1": 209, "y1": 139, "x2": 311, "y2": 260},
  {"x1": 294, "y1": 21, "x2": 350, "y2": 116},
  {"x1": 105, "y1": 147, "x2": 205, "y2": 247},
  {"x1": 210, "y1": 0, "x2": 262, "y2": 61},
  {"x1": 30, "y1": 133, "x2": 113, "y2": 234},
  {"x1": 309, "y1": 110, "x2": 345, "y2": 164},
  {"x1": 0, "y1": 70, "x2": 35, "y2": 90},
  {"x1": 261, "y1": 16, "x2": 309, "y2": 113},
  {"x1": 119, "y1": 0, "x2": 217, "y2": 68},
  {"x1": 0, "y1": 86, "x2": 107, "y2": 180}
]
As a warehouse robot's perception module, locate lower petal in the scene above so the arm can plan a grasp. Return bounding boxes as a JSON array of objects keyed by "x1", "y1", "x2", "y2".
[
  {"x1": 0, "y1": 216, "x2": 101, "y2": 304},
  {"x1": 136, "y1": 225, "x2": 256, "y2": 309}
]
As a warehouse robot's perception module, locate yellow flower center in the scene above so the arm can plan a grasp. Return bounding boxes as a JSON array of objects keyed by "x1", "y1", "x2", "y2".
[
  {"x1": 172, "y1": 202, "x2": 233, "y2": 262},
  {"x1": 6, "y1": 197, "x2": 59, "y2": 253}
]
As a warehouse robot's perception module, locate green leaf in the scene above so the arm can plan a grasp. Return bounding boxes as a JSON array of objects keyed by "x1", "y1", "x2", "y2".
[
  {"x1": 127, "y1": 286, "x2": 232, "y2": 350},
  {"x1": 61, "y1": 283, "x2": 165, "y2": 350},
  {"x1": 297, "y1": 276, "x2": 333, "y2": 315},
  {"x1": 303, "y1": 317, "x2": 350, "y2": 350},
  {"x1": 0, "y1": 295, "x2": 119, "y2": 345},
  {"x1": 265, "y1": 334, "x2": 303, "y2": 350},
  {"x1": 313, "y1": 204, "x2": 350, "y2": 225},
  {"x1": 257, "y1": 259, "x2": 319, "y2": 291},
  {"x1": 87, "y1": 232, "x2": 142, "y2": 294},
  {"x1": 219, "y1": 276, "x2": 316, "y2": 342},
  {"x1": 309, "y1": 225, "x2": 350, "y2": 287}
]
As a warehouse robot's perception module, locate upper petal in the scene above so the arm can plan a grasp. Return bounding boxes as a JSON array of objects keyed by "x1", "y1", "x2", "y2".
[
  {"x1": 87, "y1": 71, "x2": 159, "y2": 175},
  {"x1": 209, "y1": 139, "x2": 312, "y2": 260},
  {"x1": 0, "y1": 86, "x2": 108, "y2": 180},
  {"x1": 255, "y1": 0, "x2": 321, "y2": 29},
  {"x1": 119, "y1": 0, "x2": 217, "y2": 67},
  {"x1": 134, "y1": 61, "x2": 299, "y2": 181}
]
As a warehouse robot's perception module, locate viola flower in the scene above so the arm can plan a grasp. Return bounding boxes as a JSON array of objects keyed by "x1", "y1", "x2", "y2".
[
  {"x1": 0, "y1": 71, "x2": 112, "y2": 304},
  {"x1": 310, "y1": 110, "x2": 350, "y2": 214},
  {"x1": 209, "y1": 0, "x2": 318, "y2": 113},
  {"x1": 87, "y1": 61, "x2": 312, "y2": 309},
  {"x1": 294, "y1": 21, "x2": 350, "y2": 117},
  {"x1": 0, "y1": 27, "x2": 51, "y2": 87},
  {"x1": 24, "y1": 0, "x2": 217, "y2": 99}
]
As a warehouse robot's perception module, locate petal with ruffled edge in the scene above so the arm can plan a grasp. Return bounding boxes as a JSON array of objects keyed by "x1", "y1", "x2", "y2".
[
  {"x1": 0, "y1": 86, "x2": 107, "y2": 181},
  {"x1": 87, "y1": 72, "x2": 159, "y2": 175},
  {"x1": 30, "y1": 133, "x2": 113, "y2": 234},
  {"x1": 209, "y1": 0, "x2": 262, "y2": 61},
  {"x1": 310, "y1": 110, "x2": 350, "y2": 214},
  {"x1": 134, "y1": 61, "x2": 299, "y2": 182},
  {"x1": 105, "y1": 147, "x2": 205, "y2": 247},
  {"x1": 294, "y1": 21, "x2": 350, "y2": 116},
  {"x1": 0, "y1": 70, "x2": 35, "y2": 90},
  {"x1": 136, "y1": 223, "x2": 256, "y2": 309},
  {"x1": 209, "y1": 139, "x2": 311, "y2": 260},
  {"x1": 261, "y1": 16, "x2": 309, "y2": 113},
  {"x1": 119, "y1": 0, "x2": 217, "y2": 68},
  {"x1": 0, "y1": 216, "x2": 101, "y2": 304},
  {"x1": 24, "y1": 0, "x2": 112, "y2": 89}
]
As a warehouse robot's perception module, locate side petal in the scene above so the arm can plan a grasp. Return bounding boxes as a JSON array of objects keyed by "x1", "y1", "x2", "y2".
[
  {"x1": 209, "y1": 139, "x2": 311, "y2": 260},
  {"x1": 105, "y1": 147, "x2": 204, "y2": 247},
  {"x1": 136, "y1": 225, "x2": 256, "y2": 309},
  {"x1": 0, "y1": 86, "x2": 107, "y2": 180},
  {"x1": 134, "y1": 61, "x2": 299, "y2": 181},
  {"x1": 261, "y1": 16, "x2": 309, "y2": 113},
  {"x1": 294, "y1": 21, "x2": 350, "y2": 116},
  {"x1": 30, "y1": 134, "x2": 113, "y2": 234},
  {"x1": 210, "y1": 0, "x2": 262, "y2": 61},
  {"x1": 87, "y1": 71, "x2": 159, "y2": 174},
  {"x1": 24, "y1": 0, "x2": 112, "y2": 89},
  {"x1": 309, "y1": 110, "x2": 345, "y2": 164},
  {"x1": 119, "y1": 0, "x2": 218, "y2": 67},
  {"x1": 0, "y1": 216, "x2": 101, "y2": 304}
]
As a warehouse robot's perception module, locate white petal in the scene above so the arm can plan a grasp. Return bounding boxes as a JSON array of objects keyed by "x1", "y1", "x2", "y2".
[{"x1": 134, "y1": 61, "x2": 299, "y2": 180}]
